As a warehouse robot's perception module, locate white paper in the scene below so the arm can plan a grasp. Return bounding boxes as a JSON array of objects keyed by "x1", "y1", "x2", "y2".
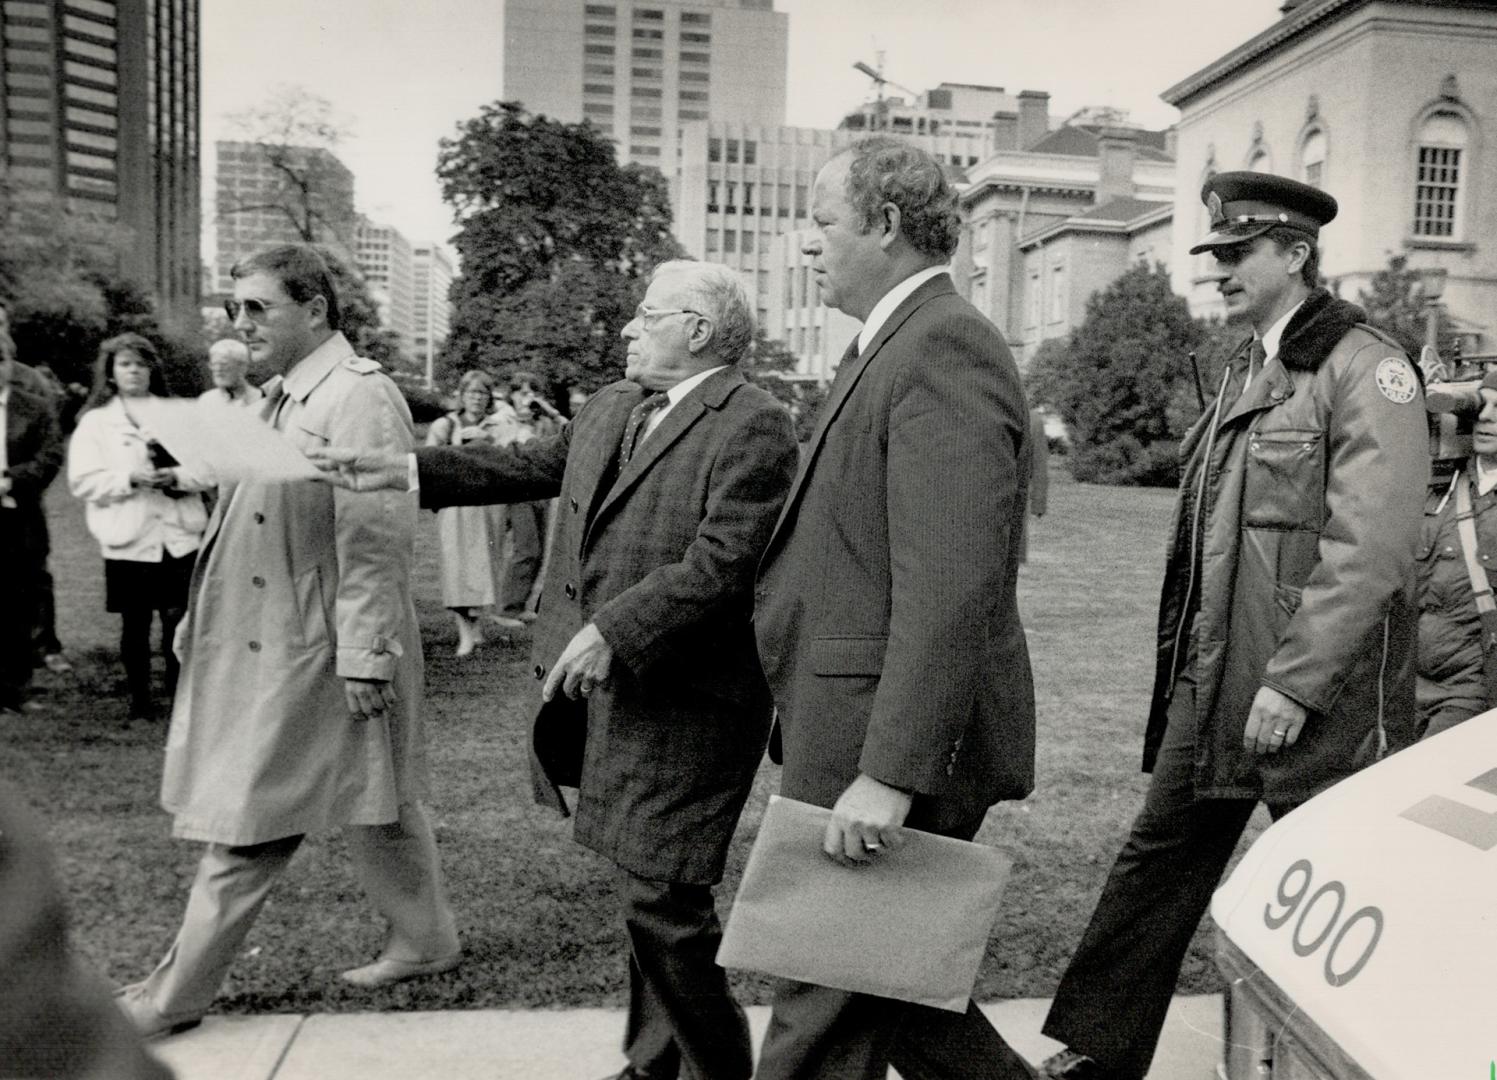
[{"x1": 134, "y1": 397, "x2": 319, "y2": 484}]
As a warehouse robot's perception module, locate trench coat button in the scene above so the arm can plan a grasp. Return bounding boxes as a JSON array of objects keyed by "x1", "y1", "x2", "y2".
[
  {"x1": 251, "y1": 575, "x2": 265, "y2": 588},
  {"x1": 253, "y1": 512, "x2": 265, "y2": 524},
  {"x1": 248, "y1": 641, "x2": 261, "y2": 652},
  {"x1": 564, "y1": 582, "x2": 577, "y2": 600},
  {"x1": 534, "y1": 664, "x2": 545, "y2": 680},
  {"x1": 570, "y1": 497, "x2": 579, "y2": 512}
]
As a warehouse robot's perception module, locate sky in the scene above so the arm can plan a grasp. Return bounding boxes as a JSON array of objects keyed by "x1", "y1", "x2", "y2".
[{"x1": 201, "y1": 0, "x2": 1283, "y2": 257}]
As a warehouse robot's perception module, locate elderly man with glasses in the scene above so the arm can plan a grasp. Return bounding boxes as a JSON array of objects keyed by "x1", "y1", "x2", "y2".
[{"x1": 314, "y1": 259, "x2": 799, "y2": 1080}]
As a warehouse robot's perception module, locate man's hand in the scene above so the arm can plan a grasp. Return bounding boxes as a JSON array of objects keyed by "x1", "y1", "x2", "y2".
[
  {"x1": 306, "y1": 447, "x2": 410, "y2": 492},
  {"x1": 542, "y1": 623, "x2": 613, "y2": 703},
  {"x1": 345, "y1": 677, "x2": 397, "y2": 721},
  {"x1": 824, "y1": 773, "x2": 912, "y2": 867},
  {"x1": 1244, "y1": 685, "x2": 1308, "y2": 755}
]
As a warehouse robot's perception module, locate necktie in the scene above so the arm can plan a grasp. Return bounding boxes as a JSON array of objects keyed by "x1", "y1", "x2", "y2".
[
  {"x1": 259, "y1": 375, "x2": 287, "y2": 426},
  {"x1": 619, "y1": 393, "x2": 668, "y2": 465},
  {"x1": 1244, "y1": 338, "x2": 1268, "y2": 392}
]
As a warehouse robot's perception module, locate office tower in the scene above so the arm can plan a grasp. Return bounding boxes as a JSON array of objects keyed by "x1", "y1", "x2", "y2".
[
  {"x1": 502, "y1": 0, "x2": 787, "y2": 171},
  {"x1": 211, "y1": 138, "x2": 356, "y2": 294},
  {"x1": 355, "y1": 216, "x2": 415, "y2": 358},
  {"x1": 0, "y1": 0, "x2": 200, "y2": 328},
  {"x1": 412, "y1": 243, "x2": 454, "y2": 385}
]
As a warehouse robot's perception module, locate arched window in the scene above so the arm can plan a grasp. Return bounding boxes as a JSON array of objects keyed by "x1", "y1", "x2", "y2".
[
  {"x1": 1301, "y1": 129, "x2": 1327, "y2": 188},
  {"x1": 1413, "y1": 110, "x2": 1469, "y2": 238}
]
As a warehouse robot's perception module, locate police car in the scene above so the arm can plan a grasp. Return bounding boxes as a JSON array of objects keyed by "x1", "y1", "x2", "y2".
[{"x1": 1211, "y1": 708, "x2": 1497, "y2": 1079}]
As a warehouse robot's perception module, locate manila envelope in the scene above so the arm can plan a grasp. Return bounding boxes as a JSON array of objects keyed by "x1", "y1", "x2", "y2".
[{"x1": 716, "y1": 795, "x2": 1012, "y2": 1012}]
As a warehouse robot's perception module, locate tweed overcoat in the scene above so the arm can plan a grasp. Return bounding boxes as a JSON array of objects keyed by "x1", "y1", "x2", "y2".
[
  {"x1": 1145, "y1": 290, "x2": 1428, "y2": 802},
  {"x1": 161, "y1": 333, "x2": 427, "y2": 845},
  {"x1": 754, "y1": 274, "x2": 1036, "y2": 832},
  {"x1": 418, "y1": 368, "x2": 797, "y2": 884}
]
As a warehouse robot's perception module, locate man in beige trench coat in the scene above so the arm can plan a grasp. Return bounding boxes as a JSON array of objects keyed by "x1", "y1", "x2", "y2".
[{"x1": 115, "y1": 245, "x2": 460, "y2": 1038}]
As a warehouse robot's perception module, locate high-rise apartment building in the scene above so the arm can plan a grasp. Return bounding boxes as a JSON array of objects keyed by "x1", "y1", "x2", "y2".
[
  {"x1": 412, "y1": 243, "x2": 454, "y2": 385},
  {"x1": 355, "y1": 215, "x2": 415, "y2": 359},
  {"x1": 1, "y1": 0, "x2": 200, "y2": 328},
  {"x1": 211, "y1": 138, "x2": 356, "y2": 294},
  {"x1": 501, "y1": 0, "x2": 787, "y2": 173}
]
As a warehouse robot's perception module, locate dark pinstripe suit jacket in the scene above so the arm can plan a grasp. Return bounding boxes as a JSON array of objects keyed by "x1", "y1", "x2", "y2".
[
  {"x1": 754, "y1": 274, "x2": 1037, "y2": 832},
  {"x1": 418, "y1": 368, "x2": 797, "y2": 883}
]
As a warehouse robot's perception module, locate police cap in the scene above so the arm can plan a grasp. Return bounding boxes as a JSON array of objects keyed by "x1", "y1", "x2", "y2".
[{"x1": 1189, "y1": 171, "x2": 1339, "y2": 255}]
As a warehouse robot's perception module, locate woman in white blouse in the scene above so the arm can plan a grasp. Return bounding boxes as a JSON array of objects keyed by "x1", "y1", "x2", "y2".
[
  {"x1": 68, "y1": 334, "x2": 209, "y2": 723},
  {"x1": 426, "y1": 369, "x2": 524, "y2": 656}
]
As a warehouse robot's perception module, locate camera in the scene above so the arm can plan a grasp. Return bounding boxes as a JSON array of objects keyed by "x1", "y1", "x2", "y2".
[{"x1": 146, "y1": 439, "x2": 178, "y2": 469}]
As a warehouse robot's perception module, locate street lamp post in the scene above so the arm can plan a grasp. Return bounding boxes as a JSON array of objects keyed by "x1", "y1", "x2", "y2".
[{"x1": 1422, "y1": 266, "x2": 1448, "y2": 360}]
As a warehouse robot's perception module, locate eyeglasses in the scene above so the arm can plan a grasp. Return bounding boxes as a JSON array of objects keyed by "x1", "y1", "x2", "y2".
[
  {"x1": 224, "y1": 297, "x2": 299, "y2": 321},
  {"x1": 634, "y1": 305, "x2": 704, "y2": 325}
]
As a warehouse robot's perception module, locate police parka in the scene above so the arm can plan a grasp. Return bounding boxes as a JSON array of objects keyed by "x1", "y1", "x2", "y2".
[{"x1": 1146, "y1": 289, "x2": 1429, "y2": 803}]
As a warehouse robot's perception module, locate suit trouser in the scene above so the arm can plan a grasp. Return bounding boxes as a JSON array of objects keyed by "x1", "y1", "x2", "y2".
[
  {"x1": 132, "y1": 800, "x2": 458, "y2": 1022},
  {"x1": 619, "y1": 868, "x2": 752, "y2": 1080},
  {"x1": 501, "y1": 500, "x2": 546, "y2": 613},
  {"x1": 1041, "y1": 678, "x2": 1291, "y2": 1080},
  {"x1": 754, "y1": 816, "x2": 1035, "y2": 1080}
]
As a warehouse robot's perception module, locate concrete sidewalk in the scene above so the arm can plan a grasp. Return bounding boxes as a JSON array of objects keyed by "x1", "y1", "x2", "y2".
[{"x1": 149, "y1": 996, "x2": 1225, "y2": 1079}]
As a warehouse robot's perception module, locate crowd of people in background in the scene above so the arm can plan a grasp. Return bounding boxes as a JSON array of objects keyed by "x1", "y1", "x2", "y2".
[{"x1": 1, "y1": 137, "x2": 1495, "y2": 1080}]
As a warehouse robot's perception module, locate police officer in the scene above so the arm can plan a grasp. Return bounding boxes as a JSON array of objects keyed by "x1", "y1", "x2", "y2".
[
  {"x1": 1039, "y1": 173, "x2": 1430, "y2": 1080},
  {"x1": 1416, "y1": 369, "x2": 1497, "y2": 737}
]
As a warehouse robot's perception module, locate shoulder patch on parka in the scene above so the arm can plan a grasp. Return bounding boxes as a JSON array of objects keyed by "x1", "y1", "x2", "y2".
[
  {"x1": 341, "y1": 356, "x2": 383, "y2": 375},
  {"x1": 1375, "y1": 356, "x2": 1419, "y2": 404}
]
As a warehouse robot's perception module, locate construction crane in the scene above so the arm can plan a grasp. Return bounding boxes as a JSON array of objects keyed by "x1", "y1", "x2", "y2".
[{"x1": 851, "y1": 53, "x2": 919, "y2": 132}]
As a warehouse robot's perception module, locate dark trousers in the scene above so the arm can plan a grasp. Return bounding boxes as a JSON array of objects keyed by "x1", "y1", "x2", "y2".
[
  {"x1": 501, "y1": 500, "x2": 546, "y2": 614},
  {"x1": 31, "y1": 562, "x2": 62, "y2": 657},
  {"x1": 1041, "y1": 678, "x2": 1292, "y2": 1080},
  {"x1": 755, "y1": 816, "x2": 1034, "y2": 1080},
  {"x1": 121, "y1": 606, "x2": 183, "y2": 718},
  {"x1": 619, "y1": 868, "x2": 752, "y2": 1080},
  {"x1": 1, "y1": 558, "x2": 38, "y2": 709}
]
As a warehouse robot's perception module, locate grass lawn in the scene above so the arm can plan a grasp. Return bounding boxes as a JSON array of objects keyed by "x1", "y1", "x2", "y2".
[{"x1": 0, "y1": 462, "x2": 1265, "y2": 1013}]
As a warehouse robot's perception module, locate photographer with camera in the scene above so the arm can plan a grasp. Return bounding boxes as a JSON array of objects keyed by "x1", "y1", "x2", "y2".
[
  {"x1": 68, "y1": 334, "x2": 210, "y2": 724},
  {"x1": 1416, "y1": 368, "x2": 1497, "y2": 738},
  {"x1": 500, "y1": 371, "x2": 564, "y2": 622}
]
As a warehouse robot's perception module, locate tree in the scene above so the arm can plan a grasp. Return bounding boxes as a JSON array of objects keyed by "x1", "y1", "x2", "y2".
[
  {"x1": 434, "y1": 102, "x2": 684, "y2": 395},
  {"x1": 219, "y1": 85, "x2": 358, "y2": 249},
  {"x1": 1352, "y1": 253, "x2": 1456, "y2": 365},
  {"x1": 745, "y1": 328, "x2": 825, "y2": 441},
  {"x1": 0, "y1": 205, "x2": 201, "y2": 395},
  {"x1": 1027, "y1": 262, "x2": 1219, "y2": 487}
]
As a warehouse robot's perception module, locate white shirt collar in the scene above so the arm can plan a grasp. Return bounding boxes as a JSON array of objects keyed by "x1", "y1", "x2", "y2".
[
  {"x1": 664, "y1": 364, "x2": 726, "y2": 407},
  {"x1": 1477, "y1": 457, "x2": 1497, "y2": 497},
  {"x1": 1260, "y1": 299, "x2": 1306, "y2": 365},
  {"x1": 642, "y1": 365, "x2": 728, "y2": 440},
  {"x1": 857, "y1": 265, "x2": 950, "y2": 356}
]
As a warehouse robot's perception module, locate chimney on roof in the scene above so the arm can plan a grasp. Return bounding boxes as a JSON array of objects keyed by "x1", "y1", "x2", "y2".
[
  {"x1": 1017, "y1": 90, "x2": 1050, "y2": 150},
  {"x1": 1163, "y1": 124, "x2": 1178, "y2": 160},
  {"x1": 990, "y1": 108, "x2": 1018, "y2": 153},
  {"x1": 1096, "y1": 126, "x2": 1138, "y2": 204}
]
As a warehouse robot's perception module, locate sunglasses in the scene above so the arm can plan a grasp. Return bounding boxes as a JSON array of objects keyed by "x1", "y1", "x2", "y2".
[{"x1": 224, "y1": 297, "x2": 299, "y2": 321}]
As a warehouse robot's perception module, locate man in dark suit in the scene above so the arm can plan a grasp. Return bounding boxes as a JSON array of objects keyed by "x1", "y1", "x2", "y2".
[
  {"x1": 751, "y1": 138, "x2": 1037, "y2": 1079},
  {"x1": 314, "y1": 260, "x2": 799, "y2": 1080},
  {"x1": 0, "y1": 330, "x2": 64, "y2": 717}
]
